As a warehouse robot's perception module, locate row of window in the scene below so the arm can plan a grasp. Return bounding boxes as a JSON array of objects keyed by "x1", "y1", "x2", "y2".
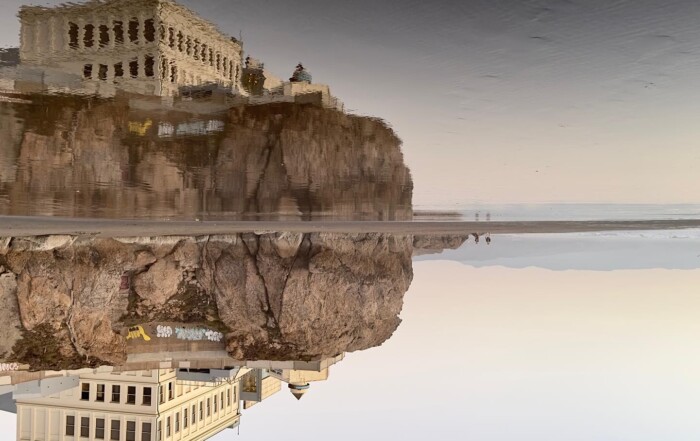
[
  {"x1": 162, "y1": 26, "x2": 235, "y2": 80},
  {"x1": 64, "y1": 19, "x2": 237, "y2": 83},
  {"x1": 68, "y1": 19, "x2": 155, "y2": 49},
  {"x1": 66, "y1": 417, "x2": 149, "y2": 441},
  {"x1": 83, "y1": 56, "x2": 156, "y2": 81},
  {"x1": 80, "y1": 383, "x2": 153, "y2": 406},
  {"x1": 157, "y1": 388, "x2": 234, "y2": 439}
]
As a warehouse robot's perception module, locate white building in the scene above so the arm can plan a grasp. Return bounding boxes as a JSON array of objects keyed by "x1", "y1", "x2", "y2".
[
  {"x1": 17, "y1": 0, "x2": 243, "y2": 96},
  {"x1": 14, "y1": 369, "x2": 241, "y2": 441}
]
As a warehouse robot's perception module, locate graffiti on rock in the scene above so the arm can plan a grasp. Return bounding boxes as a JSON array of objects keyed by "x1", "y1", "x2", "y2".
[
  {"x1": 126, "y1": 325, "x2": 152, "y2": 341},
  {"x1": 154, "y1": 325, "x2": 223, "y2": 342},
  {"x1": 174, "y1": 327, "x2": 224, "y2": 342},
  {"x1": 0, "y1": 362, "x2": 19, "y2": 371},
  {"x1": 156, "y1": 325, "x2": 173, "y2": 338}
]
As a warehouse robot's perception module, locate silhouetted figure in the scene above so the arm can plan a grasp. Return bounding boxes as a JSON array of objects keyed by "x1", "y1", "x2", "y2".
[
  {"x1": 486, "y1": 233, "x2": 491, "y2": 245},
  {"x1": 472, "y1": 233, "x2": 480, "y2": 244}
]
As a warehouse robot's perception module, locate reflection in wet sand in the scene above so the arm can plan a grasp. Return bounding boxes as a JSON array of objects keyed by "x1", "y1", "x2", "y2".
[{"x1": 0, "y1": 96, "x2": 412, "y2": 221}]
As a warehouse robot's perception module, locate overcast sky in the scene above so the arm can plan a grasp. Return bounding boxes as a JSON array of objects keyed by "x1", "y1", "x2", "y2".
[{"x1": 2, "y1": 0, "x2": 700, "y2": 206}]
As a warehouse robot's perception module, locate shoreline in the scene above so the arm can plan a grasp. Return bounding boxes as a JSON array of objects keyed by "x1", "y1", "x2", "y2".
[{"x1": 2, "y1": 215, "x2": 700, "y2": 237}]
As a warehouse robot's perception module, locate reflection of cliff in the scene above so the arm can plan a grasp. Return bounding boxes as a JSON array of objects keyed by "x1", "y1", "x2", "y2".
[
  {"x1": 0, "y1": 96, "x2": 412, "y2": 220},
  {"x1": 0, "y1": 233, "x2": 416, "y2": 370}
]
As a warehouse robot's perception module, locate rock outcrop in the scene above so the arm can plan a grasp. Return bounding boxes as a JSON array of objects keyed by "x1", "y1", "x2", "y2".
[{"x1": 0, "y1": 232, "x2": 415, "y2": 370}]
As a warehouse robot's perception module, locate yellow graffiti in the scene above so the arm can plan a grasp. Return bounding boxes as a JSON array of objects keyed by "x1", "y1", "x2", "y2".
[
  {"x1": 126, "y1": 325, "x2": 151, "y2": 341},
  {"x1": 128, "y1": 119, "x2": 153, "y2": 136}
]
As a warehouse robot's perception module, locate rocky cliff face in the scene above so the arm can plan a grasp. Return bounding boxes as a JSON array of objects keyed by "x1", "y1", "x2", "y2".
[
  {"x1": 0, "y1": 97, "x2": 412, "y2": 220},
  {"x1": 0, "y1": 232, "x2": 414, "y2": 370}
]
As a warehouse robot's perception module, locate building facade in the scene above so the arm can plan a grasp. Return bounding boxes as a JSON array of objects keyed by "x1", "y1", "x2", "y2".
[
  {"x1": 14, "y1": 369, "x2": 240, "y2": 441},
  {"x1": 18, "y1": 0, "x2": 243, "y2": 96}
]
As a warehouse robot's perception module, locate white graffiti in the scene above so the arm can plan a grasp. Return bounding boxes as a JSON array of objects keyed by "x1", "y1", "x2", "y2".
[
  {"x1": 156, "y1": 325, "x2": 173, "y2": 338},
  {"x1": 155, "y1": 325, "x2": 223, "y2": 342},
  {"x1": 0, "y1": 363, "x2": 19, "y2": 371},
  {"x1": 174, "y1": 327, "x2": 224, "y2": 342}
]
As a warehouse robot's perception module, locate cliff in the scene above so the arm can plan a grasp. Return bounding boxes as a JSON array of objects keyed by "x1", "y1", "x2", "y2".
[{"x1": 0, "y1": 97, "x2": 412, "y2": 220}]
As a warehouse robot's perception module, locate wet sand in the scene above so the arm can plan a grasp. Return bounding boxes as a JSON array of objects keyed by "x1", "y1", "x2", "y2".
[{"x1": 1, "y1": 215, "x2": 700, "y2": 237}]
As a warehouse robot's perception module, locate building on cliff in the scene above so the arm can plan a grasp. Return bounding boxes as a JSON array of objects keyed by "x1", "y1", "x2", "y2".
[
  {"x1": 15, "y1": 0, "x2": 243, "y2": 97},
  {"x1": 12, "y1": 368, "x2": 243, "y2": 441},
  {"x1": 0, "y1": 0, "x2": 343, "y2": 110}
]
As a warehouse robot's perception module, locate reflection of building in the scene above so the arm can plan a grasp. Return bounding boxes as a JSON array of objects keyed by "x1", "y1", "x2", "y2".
[
  {"x1": 3, "y1": 355, "x2": 344, "y2": 440},
  {"x1": 13, "y1": 369, "x2": 240, "y2": 441},
  {"x1": 7, "y1": 0, "x2": 343, "y2": 110},
  {"x1": 16, "y1": 0, "x2": 243, "y2": 96}
]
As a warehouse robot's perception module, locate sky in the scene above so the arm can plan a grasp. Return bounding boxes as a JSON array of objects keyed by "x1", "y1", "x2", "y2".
[{"x1": 2, "y1": 0, "x2": 700, "y2": 206}]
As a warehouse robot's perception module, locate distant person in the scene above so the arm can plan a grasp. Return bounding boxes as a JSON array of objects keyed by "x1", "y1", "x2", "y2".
[
  {"x1": 473, "y1": 233, "x2": 480, "y2": 244},
  {"x1": 486, "y1": 233, "x2": 491, "y2": 245}
]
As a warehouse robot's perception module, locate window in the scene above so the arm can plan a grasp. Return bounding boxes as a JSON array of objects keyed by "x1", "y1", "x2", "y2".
[
  {"x1": 183, "y1": 407, "x2": 188, "y2": 428},
  {"x1": 186, "y1": 36, "x2": 192, "y2": 55},
  {"x1": 83, "y1": 64, "x2": 93, "y2": 79},
  {"x1": 216, "y1": 53, "x2": 221, "y2": 72},
  {"x1": 68, "y1": 22, "x2": 79, "y2": 48},
  {"x1": 227, "y1": 389, "x2": 231, "y2": 407},
  {"x1": 98, "y1": 64, "x2": 108, "y2": 81},
  {"x1": 96, "y1": 418, "x2": 105, "y2": 439},
  {"x1": 126, "y1": 421, "x2": 136, "y2": 441},
  {"x1": 159, "y1": 385, "x2": 165, "y2": 404},
  {"x1": 144, "y1": 19, "x2": 155, "y2": 42},
  {"x1": 157, "y1": 421, "x2": 162, "y2": 441},
  {"x1": 221, "y1": 392, "x2": 225, "y2": 408},
  {"x1": 223, "y1": 57, "x2": 228, "y2": 77},
  {"x1": 99, "y1": 24, "x2": 109, "y2": 47},
  {"x1": 206, "y1": 398, "x2": 211, "y2": 416},
  {"x1": 177, "y1": 31, "x2": 184, "y2": 52},
  {"x1": 81, "y1": 383, "x2": 90, "y2": 400},
  {"x1": 83, "y1": 24, "x2": 94, "y2": 48},
  {"x1": 199, "y1": 402, "x2": 203, "y2": 420},
  {"x1": 142, "y1": 422, "x2": 152, "y2": 441},
  {"x1": 214, "y1": 394, "x2": 217, "y2": 413},
  {"x1": 208, "y1": 48, "x2": 213, "y2": 66},
  {"x1": 66, "y1": 416, "x2": 75, "y2": 436},
  {"x1": 96, "y1": 384, "x2": 105, "y2": 402},
  {"x1": 128, "y1": 19, "x2": 139, "y2": 43},
  {"x1": 168, "y1": 27, "x2": 175, "y2": 48},
  {"x1": 166, "y1": 416, "x2": 171, "y2": 437},
  {"x1": 113, "y1": 21, "x2": 124, "y2": 44},
  {"x1": 144, "y1": 55, "x2": 154, "y2": 78},
  {"x1": 193, "y1": 40, "x2": 200, "y2": 60},
  {"x1": 175, "y1": 412, "x2": 180, "y2": 433},
  {"x1": 124, "y1": 386, "x2": 135, "y2": 404},
  {"x1": 168, "y1": 382, "x2": 174, "y2": 400},
  {"x1": 111, "y1": 385, "x2": 121, "y2": 403},
  {"x1": 201, "y1": 44, "x2": 207, "y2": 62},
  {"x1": 114, "y1": 62, "x2": 123, "y2": 78},
  {"x1": 191, "y1": 404, "x2": 196, "y2": 424},
  {"x1": 80, "y1": 417, "x2": 90, "y2": 437},
  {"x1": 143, "y1": 387, "x2": 152, "y2": 405},
  {"x1": 129, "y1": 60, "x2": 138, "y2": 78},
  {"x1": 110, "y1": 420, "x2": 120, "y2": 441}
]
